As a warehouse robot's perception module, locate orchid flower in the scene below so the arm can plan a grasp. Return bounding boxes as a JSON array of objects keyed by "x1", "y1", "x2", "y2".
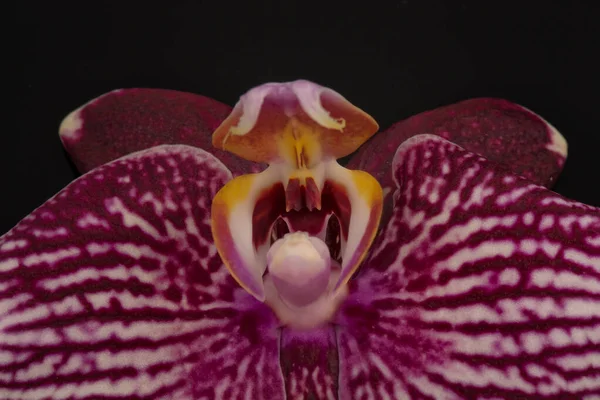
[{"x1": 1, "y1": 80, "x2": 599, "y2": 399}]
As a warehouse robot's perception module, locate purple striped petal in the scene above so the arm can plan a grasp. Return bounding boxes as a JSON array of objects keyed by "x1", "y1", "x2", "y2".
[
  {"x1": 59, "y1": 89, "x2": 265, "y2": 176},
  {"x1": 347, "y1": 98, "x2": 568, "y2": 222},
  {"x1": 0, "y1": 145, "x2": 284, "y2": 399},
  {"x1": 339, "y1": 134, "x2": 600, "y2": 399},
  {"x1": 280, "y1": 328, "x2": 339, "y2": 399}
]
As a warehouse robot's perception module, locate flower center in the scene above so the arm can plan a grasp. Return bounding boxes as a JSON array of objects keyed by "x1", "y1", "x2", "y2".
[{"x1": 209, "y1": 80, "x2": 383, "y2": 329}]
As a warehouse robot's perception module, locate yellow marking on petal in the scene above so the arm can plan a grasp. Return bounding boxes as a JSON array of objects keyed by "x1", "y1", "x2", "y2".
[
  {"x1": 351, "y1": 170, "x2": 385, "y2": 206},
  {"x1": 212, "y1": 174, "x2": 255, "y2": 209}
]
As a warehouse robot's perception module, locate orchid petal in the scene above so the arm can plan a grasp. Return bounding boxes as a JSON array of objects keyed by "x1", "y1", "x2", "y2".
[
  {"x1": 339, "y1": 134, "x2": 600, "y2": 399},
  {"x1": 59, "y1": 88, "x2": 264, "y2": 175},
  {"x1": 347, "y1": 98, "x2": 568, "y2": 222},
  {"x1": 279, "y1": 328, "x2": 339, "y2": 398},
  {"x1": 212, "y1": 80, "x2": 379, "y2": 165},
  {"x1": 0, "y1": 146, "x2": 284, "y2": 399}
]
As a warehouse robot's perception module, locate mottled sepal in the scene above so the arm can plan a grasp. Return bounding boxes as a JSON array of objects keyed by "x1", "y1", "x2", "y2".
[
  {"x1": 347, "y1": 98, "x2": 569, "y2": 222},
  {"x1": 0, "y1": 145, "x2": 284, "y2": 399},
  {"x1": 340, "y1": 134, "x2": 600, "y2": 399},
  {"x1": 212, "y1": 80, "x2": 379, "y2": 164},
  {"x1": 59, "y1": 88, "x2": 264, "y2": 175}
]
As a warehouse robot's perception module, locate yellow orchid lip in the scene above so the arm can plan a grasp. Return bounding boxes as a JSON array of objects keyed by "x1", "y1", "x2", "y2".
[{"x1": 210, "y1": 80, "x2": 382, "y2": 304}]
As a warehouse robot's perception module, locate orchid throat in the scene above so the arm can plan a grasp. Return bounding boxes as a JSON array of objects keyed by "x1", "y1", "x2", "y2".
[{"x1": 210, "y1": 80, "x2": 383, "y2": 324}]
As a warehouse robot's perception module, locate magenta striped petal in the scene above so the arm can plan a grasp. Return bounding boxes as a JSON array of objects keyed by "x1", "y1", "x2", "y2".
[
  {"x1": 0, "y1": 145, "x2": 283, "y2": 399},
  {"x1": 280, "y1": 328, "x2": 339, "y2": 399},
  {"x1": 59, "y1": 89, "x2": 265, "y2": 176},
  {"x1": 339, "y1": 134, "x2": 600, "y2": 399},
  {"x1": 347, "y1": 98, "x2": 568, "y2": 222}
]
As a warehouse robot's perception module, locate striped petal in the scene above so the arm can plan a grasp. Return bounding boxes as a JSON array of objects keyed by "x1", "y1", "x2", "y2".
[
  {"x1": 59, "y1": 88, "x2": 264, "y2": 175},
  {"x1": 0, "y1": 145, "x2": 284, "y2": 399},
  {"x1": 280, "y1": 328, "x2": 339, "y2": 399},
  {"x1": 339, "y1": 135, "x2": 600, "y2": 399},
  {"x1": 347, "y1": 98, "x2": 568, "y2": 222}
]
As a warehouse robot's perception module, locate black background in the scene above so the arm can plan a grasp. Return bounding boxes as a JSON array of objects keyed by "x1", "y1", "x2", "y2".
[{"x1": 8, "y1": 1, "x2": 600, "y2": 234}]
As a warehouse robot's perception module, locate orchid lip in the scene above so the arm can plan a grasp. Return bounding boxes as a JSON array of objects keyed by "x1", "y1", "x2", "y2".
[{"x1": 210, "y1": 81, "x2": 383, "y2": 324}]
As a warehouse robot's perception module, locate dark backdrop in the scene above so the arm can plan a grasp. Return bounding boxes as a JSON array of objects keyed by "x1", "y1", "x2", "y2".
[{"x1": 8, "y1": 1, "x2": 600, "y2": 234}]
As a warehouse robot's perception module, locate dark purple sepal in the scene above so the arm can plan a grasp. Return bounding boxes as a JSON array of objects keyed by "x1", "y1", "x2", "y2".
[
  {"x1": 280, "y1": 328, "x2": 339, "y2": 399},
  {"x1": 340, "y1": 134, "x2": 600, "y2": 399},
  {"x1": 347, "y1": 98, "x2": 568, "y2": 222},
  {"x1": 59, "y1": 89, "x2": 265, "y2": 175},
  {"x1": 0, "y1": 145, "x2": 284, "y2": 399}
]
